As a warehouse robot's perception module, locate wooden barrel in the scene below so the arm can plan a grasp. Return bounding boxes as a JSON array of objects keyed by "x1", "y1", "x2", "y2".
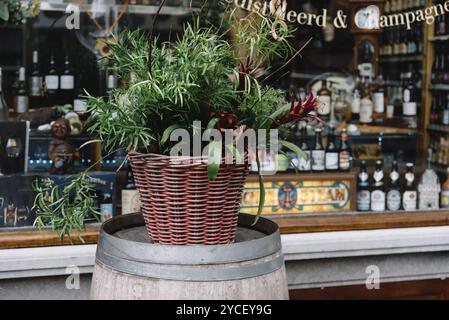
[{"x1": 90, "y1": 213, "x2": 289, "y2": 300}]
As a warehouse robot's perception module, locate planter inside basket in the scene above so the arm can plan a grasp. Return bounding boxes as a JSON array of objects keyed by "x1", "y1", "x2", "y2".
[{"x1": 129, "y1": 152, "x2": 249, "y2": 245}]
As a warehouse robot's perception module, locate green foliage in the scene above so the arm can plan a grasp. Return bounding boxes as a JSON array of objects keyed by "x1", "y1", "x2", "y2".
[
  {"x1": 33, "y1": 175, "x2": 100, "y2": 243},
  {"x1": 0, "y1": 0, "x2": 40, "y2": 24},
  {"x1": 87, "y1": 13, "x2": 297, "y2": 154}
]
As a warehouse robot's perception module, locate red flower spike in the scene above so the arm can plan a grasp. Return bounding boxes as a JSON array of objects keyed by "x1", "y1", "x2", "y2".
[{"x1": 274, "y1": 92, "x2": 322, "y2": 127}]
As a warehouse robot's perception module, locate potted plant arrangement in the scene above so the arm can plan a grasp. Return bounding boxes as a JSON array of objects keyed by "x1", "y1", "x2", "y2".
[{"x1": 34, "y1": 1, "x2": 320, "y2": 245}]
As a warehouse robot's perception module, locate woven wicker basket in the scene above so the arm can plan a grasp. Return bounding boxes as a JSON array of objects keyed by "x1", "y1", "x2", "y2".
[{"x1": 128, "y1": 152, "x2": 249, "y2": 245}]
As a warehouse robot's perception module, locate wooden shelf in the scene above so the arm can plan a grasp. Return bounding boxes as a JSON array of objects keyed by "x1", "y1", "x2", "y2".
[
  {"x1": 427, "y1": 124, "x2": 449, "y2": 133},
  {"x1": 429, "y1": 84, "x2": 449, "y2": 91},
  {"x1": 270, "y1": 209, "x2": 449, "y2": 234},
  {"x1": 339, "y1": 123, "x2": 418, "y2": 135},
  {"x1": 429, "y1": 35, "x2": 449, "y2": 42},
  {"x1": 380, "y1": 55, "x2": 424, "y2": 63},
  {"x1": 0, "y1": 226, "x2": 100, "y2": 249}
]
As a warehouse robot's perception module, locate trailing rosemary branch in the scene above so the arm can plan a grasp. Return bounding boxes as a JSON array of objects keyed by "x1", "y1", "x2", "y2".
[{"x1": 32, "y1": 175, "x2": 101, "y2": 243}]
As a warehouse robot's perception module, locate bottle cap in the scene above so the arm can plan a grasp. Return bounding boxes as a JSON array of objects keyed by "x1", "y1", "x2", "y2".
[{"x1": 406, "y1": 162, "x2": 414, "y2": 168}]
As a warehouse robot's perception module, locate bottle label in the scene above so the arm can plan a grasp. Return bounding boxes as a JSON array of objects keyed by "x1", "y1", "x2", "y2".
[
  {"x1": 359, "y1": 99, "x2": 373, "y2": 123},
  {"x1": 352, "y1": 97, "x2": 360, "y2": 114},
  {"x1": 45, "y1": 75, "x2": 59, "y2": 90},
  {"x1": 405, "y1": 172, "x2": 415, "y2": 184},
  {"x1": 387, "y1": 189, "x2": 401, "y2": 211},
  {"x1": 373, "y1": 92, "x2": 384, "y2": 113},
  {"x1": 357, "y1": 190, "x2": 370, "y2": 211},
  {"x1": 60, "y1": 75, "x2": 74, "y2": 90},
  {"x1": 403, "y1": 89, "x2": 410, "y2": 103},
  {"x1": 444, "y1": 110, "x2": 449, "y2": 125},
  {"x1": 30, "y1": 76, "x2": 42, "y2": 96},
  {"x1": 339, "y1": 151, "x2": 351, "y2": 170},
  {"x1": 403, "y1": 102, "x2": 417, "y2": 116},
  {"x1": 373, "y1": 170, "x2": 384, "y2": 183},
  {"x1": 16, "y1": 96, "x2": 29, "y2": 113},
  {"x1": 100, "y1": 203, "x2": 113, "y2": 222},
  {"x1": 441, "y1": 190, "x2": 449, "y2": 208},
  {"x1": 325, "y1": 152, "x2": 339, "y2": 170},
  {"x1": 298, "y1": 150, "x2": 311, "y2": 171},
  {"x1": 121, "y1": 190, "x2": 141, "y2": 215},
  {"x1": 390, "y1": 171, "x2": 400, "y2": 182},
  {"x1": 311, "y1": 150, "x2": 325, "y2": 171},
  {"x1": 371, "y1": 190, "x2": 386, "y2": 211},
  {"x1": 403, "y1": 191, "x2": 417, "y2": 210},
  {"x1": 74, "y1": 99, "x2": 87, "y2": 113},
  {"x1": 317, "y1": 96, "x2": 331, "y2": 115}
]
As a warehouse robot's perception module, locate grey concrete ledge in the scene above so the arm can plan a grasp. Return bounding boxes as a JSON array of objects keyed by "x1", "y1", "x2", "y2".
[
  {"x1": 2, "y1": 226, "x2": 449, "y2": 289},
  {"x1": 282, "y1": 225, "x2": 449, "y2": 261}
]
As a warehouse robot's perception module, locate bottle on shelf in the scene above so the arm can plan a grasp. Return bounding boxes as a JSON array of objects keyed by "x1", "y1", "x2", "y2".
[
  {"x1": 371, "y1": 160, "x2": 386, "y2": 212},
  {"x1": 316, "y1": 80, "x2": 331, "y2": 121},
  {"x1": 45, "y1": 54, "x2": 59, "y2": 106},
  {"x1": 357, "y1": 160, "x2": 370, "y2": 211},
  {"x1": 373, "y1": 73, "x2": 386, "y2": 114},
  {"x1": 29, "y1": 50, "x2": 42, "y2": 109},
  {"x1": 402, "y1": 66, "x2": 417, "y2": 117},
  {"x1": 298, "y1": 123, "x2": 311, "y2": 172},
  {"x1": 402, "y1": 162, "x2": 417, "y2": 210},
  {"x1": 338, "y1": 128, "x2": 351, "y2": 171},
  {"x1": 60, "y1": 55, "x2": 75, "y2": 105},
  {"x1": 386, "y1": 160, "x2": 401, "y2": 211},
  {"x1": 325, "y1": 125, "x2": 338, "y2": 171},
  {"x1": 311, "y1": 127, "x2": 325, "y2": 172},
  {"x1": 0, "y1": 68, "x2": 9, "y2": 121},
  {"x1": 351, "y1": 80, "x2": 361, "y2": 122},
  {"x1": 13, "y1": 67, "x2": 29, "y2": 114},
  {"x1": 122, "y1": 161, "x2": 141, "y2": 215},
  {"x1": 359, "y1": 83, "x2": 373, "y2": 124}
]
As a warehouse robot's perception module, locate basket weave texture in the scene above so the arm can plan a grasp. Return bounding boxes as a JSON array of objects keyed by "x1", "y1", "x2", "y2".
[{"x1": 128, "y1": 152, "x2": 249, "y2": 245}]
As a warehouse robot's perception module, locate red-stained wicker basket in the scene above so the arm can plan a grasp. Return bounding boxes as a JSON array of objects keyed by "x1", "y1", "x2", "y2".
[{"x1": 128, "y1": 152, "x2": 249, "y2": 245}]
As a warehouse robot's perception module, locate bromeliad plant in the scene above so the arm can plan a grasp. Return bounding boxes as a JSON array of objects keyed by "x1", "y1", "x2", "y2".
[{"x1": 86, "y1": 7, "x2": 319, "y2": 223}]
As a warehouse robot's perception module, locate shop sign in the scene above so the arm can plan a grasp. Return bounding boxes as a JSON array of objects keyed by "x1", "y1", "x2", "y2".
[{"x1": 241, "y1": 179, "x2": 351, "y2": 215}]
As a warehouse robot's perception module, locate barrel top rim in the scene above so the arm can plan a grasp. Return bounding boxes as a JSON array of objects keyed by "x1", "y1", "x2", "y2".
[{"x1": 96, "y1": 213, "x2": 282, "y2": 266}]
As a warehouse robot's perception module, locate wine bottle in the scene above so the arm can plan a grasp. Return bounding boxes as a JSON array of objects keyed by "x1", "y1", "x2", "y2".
[
  {"x1": 357, "y1": 160, "x2": 370, "y2": 211},
  {"x1": 29, "y1": 50, "x2": 42, "y2": 108},
  {"x1": 386, "y1": 160, "x2": 401, "y2": 211},
  {"x1": 311, "y1": 128, "x2": 325, "y2": 172},
  {"x1": 325, "y1": 125, "x2": 338, "y2": 171},
  {"x1": 402, "y1": 163, "x2": 417, "y2": 210},
  {"x1": 351, "y1": 85, "x2": 361, "y2": 122},
  {"x1": 60, "y1": 55, "x2": 75, "y2": 105},
  {"x1": 371, "y1": 160, "x2": 386, "y2": 212},
  {"x1": 45, "y1": 54, "x2": 59, "y2": 106},
  {"x1": 338, "y1": 128, "x2": 351, "y2": 171},
  {"x1": 121, "y1": 161, "x2": 141, "y2": 215},
  {"x1": 402, "y1": 66, "x2": 417, "y2": 117},
  {"x1": 374, "y1": 73, "x2": 386, "y2": 114},
  {"x1": 14, "y1": 67, "x2": 29, "y2": 114},
  {"x1": 359, "y1": 84, "x2": 373, "y2": 123},
  {"x1": 316, "y1": 80, "x2": 331, "y2": 121}
]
